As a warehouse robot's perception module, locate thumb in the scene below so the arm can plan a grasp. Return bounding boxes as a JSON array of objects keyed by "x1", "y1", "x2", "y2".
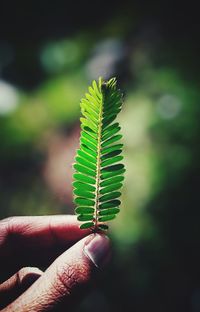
[{"x1": 4, "y1": 234, "x2": 110, "y2": 312}]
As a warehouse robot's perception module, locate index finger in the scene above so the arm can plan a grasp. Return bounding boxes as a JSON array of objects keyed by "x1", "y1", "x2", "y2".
[{"x1": 0, "y1": 215, "x2": 91, "y2": 258}]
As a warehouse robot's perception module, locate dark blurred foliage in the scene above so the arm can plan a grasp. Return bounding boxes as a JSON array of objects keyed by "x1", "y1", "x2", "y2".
[{"x1": 0, "y1": 1, "x2": 200, "y2": 311}]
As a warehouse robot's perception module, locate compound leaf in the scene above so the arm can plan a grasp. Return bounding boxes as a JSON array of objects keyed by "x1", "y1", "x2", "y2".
[{"x1": 73, "y1": 78, "x2": 125, "y2": 231}]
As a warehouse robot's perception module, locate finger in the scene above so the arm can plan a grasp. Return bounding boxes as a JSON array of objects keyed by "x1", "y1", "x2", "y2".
[
  {"x1": 0, "y1": 215, "x2": 91, "y2": 258},
  {"x1": 0, "y1": 267, "x2": 43, "y2": 310},
  {"x1": 0, "y1": 215, "x2": 91, "y2": 282},
  {"x1": 4, "y1": 234, "x2": 111, "y2": 312}
]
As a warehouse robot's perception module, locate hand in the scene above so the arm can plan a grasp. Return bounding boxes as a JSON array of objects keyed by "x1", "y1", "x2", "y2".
[{"x1": 0, "y1": 215, "x2": 110, "y2": 311}]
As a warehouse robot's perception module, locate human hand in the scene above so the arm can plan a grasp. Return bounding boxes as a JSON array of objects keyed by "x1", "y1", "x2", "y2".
[{"x1": 0, "y1": 215, "x2": 110, "y2": 311}]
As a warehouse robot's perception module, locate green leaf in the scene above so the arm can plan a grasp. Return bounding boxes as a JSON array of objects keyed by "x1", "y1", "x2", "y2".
[
  {"x1": 101, "y1": 144, "x2": 123, "y2": 155},
  {"x1": 99, "y1": 199, "x2": 121, "y2": 209},
  {"x1": 101, "y1": 155, "x2": 123, "y2": 167},
  {"x1": 100, "y1": 175, "x2": 124, "y2": 187},
  {"x1": 80, "y1": 222, "x2": 94, "y2": 229},
  {"x1": 101, "y1": 134, "x2": 122, "y2": 148},
  {"x1": 73, "y1": 173, "x2": 96, "y2": 185},
  {"x1": 74, "y1": 189, "x2": 95, "y2": 199},
  {"x1": 81, "y1": 131, "x2": 98, "y2": 146},
  {"x1": 85, "y1": 93, "x2": 100, "y2": 109},
  {"x1": 73, "y1": 181, "x2": 95, "y2": 192},
  {"x1": 102, "y1": 114, "x2": 117, "y2": 128},
  {"x1": 73, "y1": 78, "x2": 125, "y2": 230},
  {"x1": 102, "y1": 122, "x2": 119, "y2": 136},
  {"x1": 98, "y1": 224, "x2": 109, "y2": 230},
  {"x1": 74, "y1": 197, "x2": 95, "y2": 206},
  {"x1": 75, "y1": 156, "x2": 96, "y2": 171},
  {"x1": 98, "y1": 215, "x2": 116, "y2": 222},
  {"x1": 92, "y1": 80, "x2": 102, "y2": 98},
  {"x1": 102, "y1": 123, "x2": 121, "y2": 141},
  {"x1": 81, "y1": 102, "x2": 99, "y2": 119},
  {"x1": 77, "y1": 149, "x2": 97, "y2": 164},
  {"x1": 81, "y1": 98, "x2": 99, "y2": 114},
  {"x1": 101, "y1": 163, "x2": 124, "y2": 172},
  {"x1": 104, "y1": 105, "x2": 121, "y2": 117},
  {"x1": 100, "y1": 167, "x2": 125, "y2": 180},
  {"x1": 81, "y1": 109, "x2": 99, "y2": 124},
  {"x1": 89, "y1": 82, "x2": 102, "y2": 97},
  {"x1": 80, "y1": 137, "x2": 97, "y2": 152},
  {"x1": 81, "y1": 144, "x2": 97, "y2": 158},
  {"x1": 101, "y1": 149, "x2": 122, "y2": 160},
  {"x1": 78, "y1": 215, "x2": 94, "y2": 221},
  {"x1": 82, "y1": 126, "x2": 98, "y2": 139},
  {"x1": 74, "y1": 163, "x2": 96, "y2": 177},
  {"x1": 100, "y1": 191, "x2": 121, "y2": 202},
  {"x1": 99, "y1": 207, "x2": 120, "y2": 215},
  {"x1": 75, "y1": 207, "x2": 94, "y2": 214},
  {"x1": 100, "y1": 183, "x2": 122, "y2": 194},
  {"x1": 80, "y1": 117, "x2": 97, "y2": 133}
]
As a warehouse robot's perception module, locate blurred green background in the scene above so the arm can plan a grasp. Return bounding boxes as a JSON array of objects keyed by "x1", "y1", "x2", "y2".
[{"x1": 0, "y1": 1, "x2": 200, "y2": 311}]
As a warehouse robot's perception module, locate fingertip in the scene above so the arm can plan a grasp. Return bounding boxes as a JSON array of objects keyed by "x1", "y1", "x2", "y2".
[
  {"x1": 47, "y1": 215, "x2": 92, "y2": 242},
  {"x1": 83, "y1": 234, "x2": 111, "y2": 268}
]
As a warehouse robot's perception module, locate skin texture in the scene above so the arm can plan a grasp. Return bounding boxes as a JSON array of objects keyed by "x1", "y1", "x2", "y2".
[{"x1": 0, "y1": 215, "x2": 111, "y2": 311}]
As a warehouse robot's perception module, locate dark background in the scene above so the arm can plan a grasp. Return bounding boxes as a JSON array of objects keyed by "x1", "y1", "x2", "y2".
[{"x1": 0, "y1": 1, "x2": 200, "y2": 311}]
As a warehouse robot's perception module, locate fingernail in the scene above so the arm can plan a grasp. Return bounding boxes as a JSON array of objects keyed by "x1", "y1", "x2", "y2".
[{"x1": 84, "y1": 234, "x2": 111, "y2": 268}]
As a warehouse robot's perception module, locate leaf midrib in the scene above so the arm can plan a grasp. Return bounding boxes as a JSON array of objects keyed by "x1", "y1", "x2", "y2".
[{"x1": 94, "y1": 90, "x2": 103, "y2": 230}]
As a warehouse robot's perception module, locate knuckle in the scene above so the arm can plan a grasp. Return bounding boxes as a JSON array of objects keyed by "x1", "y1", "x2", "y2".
[
  {"x1": 17, "y1": 267, "x2": 42, "y2": 285},
  {"x1": 0, "y1": 216, "x2": 30, "y2": 243},
  {"x1": 18, "y1": 266, "x2": 37, "y2": 276},
  {"x1": 55, "y1": 261, "x2": 89, "y2": 296},
  {"x1": 17, "y1": 267, "x2": 34, "y2": 283},
  {"x1": 0, "y1": 217, "x2": 17, "y2": 245},
  {"x1": 0, "y1": 217, "x2": 16, "y2": 229},
  {"x1": 0, "y1": 216, "x2": 18, "y2": 234}
]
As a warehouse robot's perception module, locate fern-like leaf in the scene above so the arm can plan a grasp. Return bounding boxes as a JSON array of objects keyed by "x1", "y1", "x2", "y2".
[{"x1": 73, "y1": 77, "x2": 125, "y2": 231}]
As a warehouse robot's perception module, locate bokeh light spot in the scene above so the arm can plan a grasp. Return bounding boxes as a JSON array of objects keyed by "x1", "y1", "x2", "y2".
[{"x1": 0, "y1": 81, "x2": 19, "y2": 115}]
